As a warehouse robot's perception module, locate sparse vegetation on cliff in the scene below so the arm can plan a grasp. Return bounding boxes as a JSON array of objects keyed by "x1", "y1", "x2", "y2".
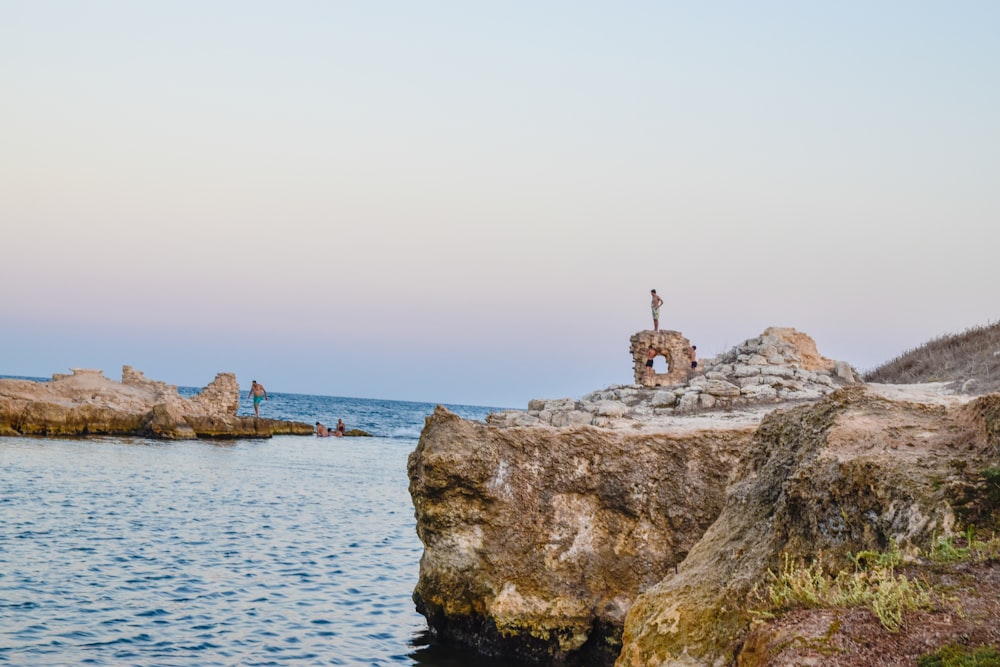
[
  {"x1": 754, "y1": 548, "x2": 932, "y2": 633},
  {"x1": 919, "y1": 643, "x2": 1000, "y2": 667},
  {"x1": 738, "y1": 533, "x2": 1000, "y2": 666},
  {"x1": 755, "y1": 529, "x2": 1000, "y2": 629},
  {"x1": 865, "y1": 321, "x2": 1000, "y2": 394},
  {"x1": 929, "y1": 528, "x2": 1000, "y2": 564}
]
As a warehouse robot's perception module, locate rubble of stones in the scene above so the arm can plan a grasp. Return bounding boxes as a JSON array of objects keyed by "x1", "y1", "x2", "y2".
[{"x1": 489, "y1": 330, "x2": 861, "y2": 429}]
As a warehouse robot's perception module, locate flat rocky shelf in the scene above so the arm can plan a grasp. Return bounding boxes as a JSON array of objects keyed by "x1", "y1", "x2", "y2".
[{"x1": 0, "y1": 367, "x2": 313, "y2": 439}]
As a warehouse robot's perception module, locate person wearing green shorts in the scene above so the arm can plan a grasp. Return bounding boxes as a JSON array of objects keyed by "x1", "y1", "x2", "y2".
[
  {"x1": 248, "y1": 380, "x2": 269, "y2": 417},
  {"x1": 650, "y1": 289, "x2": 664, "y2": 332}
]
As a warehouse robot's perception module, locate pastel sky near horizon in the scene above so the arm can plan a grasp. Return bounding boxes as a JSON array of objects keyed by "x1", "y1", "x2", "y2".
[{"x1": 2, "y1": 1, "x2": 998, "y2": 408}]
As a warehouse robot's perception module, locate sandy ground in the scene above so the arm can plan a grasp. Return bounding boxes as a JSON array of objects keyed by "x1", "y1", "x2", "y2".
[
  {"x1": 615, "y1": 383, "x2": 976, "y2": 436},
  {"x1": 863, "y1": 381, "x2": 974, "y2": 407}
]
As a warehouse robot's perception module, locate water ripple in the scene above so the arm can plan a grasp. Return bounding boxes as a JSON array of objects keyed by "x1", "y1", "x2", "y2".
[{"x1": 0, "y1": 434, "x2": 470, "y2": 666}]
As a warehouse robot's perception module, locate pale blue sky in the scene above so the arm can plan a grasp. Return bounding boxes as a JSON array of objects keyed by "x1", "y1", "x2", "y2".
[{"x1": 2, "y1": 1, "x2": 998, "y2": 407}]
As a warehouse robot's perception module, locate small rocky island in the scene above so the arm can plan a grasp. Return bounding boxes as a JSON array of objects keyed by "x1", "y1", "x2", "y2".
[
  {"x1": 408, "y1": 327, "x2": 1000, "y2": 666},
  {"x1": 0, "y1": 366, "x2": 313, "y2": 439}
]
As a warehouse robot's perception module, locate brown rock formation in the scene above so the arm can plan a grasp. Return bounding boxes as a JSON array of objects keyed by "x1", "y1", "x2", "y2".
[
  {"x1": 408, "y1": 406, "x2": 754, "y2": 664},
  {"x1": 408, "y1": 323, "x2": 1000, "y2": 665},
  {"x1": 0, "y1": 367, "x2": 312, "y2": 439},
  {"x1": 410, "y1": 385, "x2": 1000, "y2": 666},
  {"x1": 615, "y1": 386, "x2": 1000, "y2": 667},
  {"x1": 757, "y1": 326, "x2": 835, "y2": 372}
]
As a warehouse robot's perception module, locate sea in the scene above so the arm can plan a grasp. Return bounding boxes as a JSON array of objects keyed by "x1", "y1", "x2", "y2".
[{"x1": 0, "y1": 383, "x2": 524, "y2": 667}]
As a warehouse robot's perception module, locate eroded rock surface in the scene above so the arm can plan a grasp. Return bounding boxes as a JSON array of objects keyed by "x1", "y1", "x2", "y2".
[
  {"x1": 408, "y1": 407, "x2": 753, "y2": 664},
  {"x1": 0, "y1": 367, "x2": 312, "y2": 439},
  {"x1": 616, "y1": 386, "x2": 1000, "y2": 667},
  {"x1": 409, "y1": 326, "x2": 999, "y2": 666}
]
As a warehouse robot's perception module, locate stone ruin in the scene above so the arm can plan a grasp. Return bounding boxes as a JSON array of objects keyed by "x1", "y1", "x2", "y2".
[
  {"x1": 490, "y1": 327, "x2": 861, "y2": 428},
  {"x1": 630, "y1": 330, "x2": 693, "y2": 387},
  {"x1": 122, "y1": 365, "x2": 240, "y2": 416}
]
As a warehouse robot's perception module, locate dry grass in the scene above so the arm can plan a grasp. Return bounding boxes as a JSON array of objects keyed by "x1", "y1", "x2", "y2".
[
  {"x1": 753, "y1": 548, "x2": 932, "y2": 633},
  {"x1": 864, "y1": 321, "x2": 1000, "y2": 395}
]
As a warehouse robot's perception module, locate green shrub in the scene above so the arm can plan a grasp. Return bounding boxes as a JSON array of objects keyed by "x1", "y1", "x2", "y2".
[
  {"x1": 984, "y1": 467, "x2": 1000, "y2": 508},
  {"x1": 930, "y1": 528, "x2": 1000, "y2": 564},
  {"x1": 918, "y1": 642, "x2": 1000, "y2": 667}
]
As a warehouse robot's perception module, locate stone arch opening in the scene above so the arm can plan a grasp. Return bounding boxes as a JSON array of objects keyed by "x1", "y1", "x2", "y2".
[
  {"x1": 645, "y1": 349, "x2": 671, "y2": 375},
  {"x1": 630, "y1": 330, "x2": 692, "y2": 388}
]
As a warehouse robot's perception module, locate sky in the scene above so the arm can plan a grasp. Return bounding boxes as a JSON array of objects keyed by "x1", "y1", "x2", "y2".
[{"x1": 1, "y1": 1, "x2": 998, "y2": 408}]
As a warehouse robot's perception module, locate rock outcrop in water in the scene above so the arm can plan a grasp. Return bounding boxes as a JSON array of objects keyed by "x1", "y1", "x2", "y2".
[
  {"x1": 409, "y1": 406, "x2": 753, "y2": 664},
  {"x1": 0, "y1": 367, "x2": 313, "y2": 439},
  {"x1": 408, "y1": 328, "x2": 1000, "y2": 666}
]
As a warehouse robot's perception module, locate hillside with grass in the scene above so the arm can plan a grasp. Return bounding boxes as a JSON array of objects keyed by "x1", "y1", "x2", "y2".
[{"x1": 864, "y1": 321, "x2": 1000, "y2": 395}]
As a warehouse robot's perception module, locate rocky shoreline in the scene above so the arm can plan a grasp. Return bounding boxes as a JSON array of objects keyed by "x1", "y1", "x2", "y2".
[
  {"x1": 407, "y1": 328, "x2": 1000, "y2": 666},
  {"x1": 0, "y1": 367, "x2": 313, "y2": 439}
]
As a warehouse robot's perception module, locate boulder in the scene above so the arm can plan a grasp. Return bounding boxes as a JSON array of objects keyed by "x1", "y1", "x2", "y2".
[{"x1": 408, "y1": 406, "x2": 753, "y2": 664}]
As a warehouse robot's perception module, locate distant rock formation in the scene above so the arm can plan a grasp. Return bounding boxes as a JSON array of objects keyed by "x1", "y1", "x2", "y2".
[
  {"x1": 408, "y1": 328, "x2": 1000, "y2": 666},
  {"x1": 0, "y1": 367, "x2": 312, "y2": 439}
]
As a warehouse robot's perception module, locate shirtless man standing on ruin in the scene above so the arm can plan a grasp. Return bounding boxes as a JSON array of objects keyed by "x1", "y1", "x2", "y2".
[{"x1": 650, "y1": 289, "x2": 664, "y2": 332}]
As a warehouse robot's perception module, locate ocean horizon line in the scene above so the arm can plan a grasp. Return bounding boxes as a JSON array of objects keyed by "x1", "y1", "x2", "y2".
[{"x1": 0, "y1": 373, "x2": 512, "y2": 412}]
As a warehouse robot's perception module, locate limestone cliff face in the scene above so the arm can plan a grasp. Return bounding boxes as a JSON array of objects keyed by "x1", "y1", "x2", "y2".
[
  {"x1": 409, "y1": 387, "x2": 1000, "y2": 666},
  {"x1": 408, "y1": 407, "x2": 753, "y2": 664},
  {"x1": 615, "y1": 386, "x2": 1000, "y2": 667},
  {"x1": 409, "y1": 326, "x2": 999, "y2": 666},
  {"x1": 0, "y1": 367, "x2": 311, "y2": 439}
]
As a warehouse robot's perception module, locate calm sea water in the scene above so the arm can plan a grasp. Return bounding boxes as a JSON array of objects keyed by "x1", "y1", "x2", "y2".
[{"x1": 0, "y1": 388, "x2": 519, "y2": 667}]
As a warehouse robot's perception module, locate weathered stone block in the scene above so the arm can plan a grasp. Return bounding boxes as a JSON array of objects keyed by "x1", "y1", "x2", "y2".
[
  {"x1": 650, "y1": 391, "x2": 677, "y2": 408},
  {"x1": 740, "y1": 384, "x2": 778, "y2": 400},
  {"x1": 704, "y1": 379, "x2": 741, "y2": 397},
  {"x1": 545, "y1": 398, "x2": 577, "y2": 412},
  {"x1": 677, "y1": 393, "x2": 701, "y2": 412},
  {"x1": 551, "y1": 411, "x2": 592, "y2": 428},
  {"x1": 592, "y1": 401, "x2": 629, "y2": 418}
]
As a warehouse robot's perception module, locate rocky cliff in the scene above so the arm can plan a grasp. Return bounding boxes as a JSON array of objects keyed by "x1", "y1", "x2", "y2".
[
  {"x1": 0, "y1": 367, "x2": 313, "y2": 439},
  {"x1": 408, "y1": 406, "x2": 753, "y2": 664},
  {"x1": 617, "y1": 385, "x2": 1000, "y2": 667},
  {"x1": 408, "y1": 329, "x2": 1000, "y2": 666}
]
